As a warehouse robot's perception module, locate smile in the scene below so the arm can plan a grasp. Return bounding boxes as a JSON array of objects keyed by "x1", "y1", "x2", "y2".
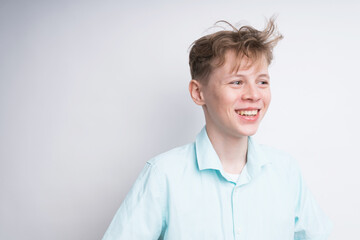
[{"x1": 235, "y1": 109, "x2": 259, "y2": 116}]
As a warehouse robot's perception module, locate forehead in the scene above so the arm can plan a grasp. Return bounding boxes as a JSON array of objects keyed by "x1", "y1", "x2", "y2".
[{"x1": 212, "y1": 51, "x2": 269, "y2": 78}]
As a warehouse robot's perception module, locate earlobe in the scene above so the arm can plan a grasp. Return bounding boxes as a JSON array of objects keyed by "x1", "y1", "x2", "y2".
[{"x1": 189, "y1": 80, "x2": 205, "y2": 106}]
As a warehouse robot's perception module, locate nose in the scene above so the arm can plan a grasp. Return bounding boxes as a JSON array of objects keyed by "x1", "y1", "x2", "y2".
[{"x1": 242, "y1": 83, "x2": 260, "y2": 101}]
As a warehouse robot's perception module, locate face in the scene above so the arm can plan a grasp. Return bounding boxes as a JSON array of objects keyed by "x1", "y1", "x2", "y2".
[{"x1": 199, "y1": 51, "x2": 271, "y2": 139}]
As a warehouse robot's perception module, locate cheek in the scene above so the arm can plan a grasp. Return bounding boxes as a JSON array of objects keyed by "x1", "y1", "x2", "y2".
[
  {"x1": 264, "y1": 90, "x2": 271, "y2": 107},
  {"x1": 211, "y1": 91, "x2": 232, "y2": 107},
  {"x1": 204, "y1": 91, "x2": 225, "y2": 115}
]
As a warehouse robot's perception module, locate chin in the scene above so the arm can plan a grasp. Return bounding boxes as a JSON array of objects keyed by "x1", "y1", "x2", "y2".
[
  {"x1": 239, "y1": 132, "x2": 257, "y2": 137},
  {"x1": 234, "y1": 127, "x2": 259, "y2": 137}
]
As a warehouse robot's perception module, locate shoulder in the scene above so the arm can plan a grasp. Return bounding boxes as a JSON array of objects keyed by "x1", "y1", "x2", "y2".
[
  {"x1": 146, "y1": 142, "x2": 196, "y2": 173},
  {"x1": 256, "y1": 143, "x2": 305, "y2": 201},
  {"x1": 127, "y1": 143, "x2": 196, "y2": 198},
  {"x1": 259, "y1": 144, "x2": 294, "y2": 161},
  {"x1": 257, "y1": 143, "x2": 302, "y2": 176}
]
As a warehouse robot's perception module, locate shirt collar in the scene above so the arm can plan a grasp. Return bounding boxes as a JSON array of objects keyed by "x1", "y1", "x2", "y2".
[
  {"x1": 195, "y1": 126, "x2": 272, "y2": 176},
  {"x1": 195, "y1": 127, "x2": 223, "y2": 171},
  {"x1": 246, "y1": 135, "x2": 272, "y2": 177}
]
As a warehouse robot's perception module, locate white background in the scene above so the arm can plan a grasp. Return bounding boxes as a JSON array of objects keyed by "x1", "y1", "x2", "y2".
[{"x1": 1, "y1": 0, "x2": 359, "y2": 239}]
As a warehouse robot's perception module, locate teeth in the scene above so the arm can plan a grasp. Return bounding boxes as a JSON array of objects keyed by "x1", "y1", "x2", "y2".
[{"x1": 236, "y1": 110, "x2": 258, "y2": 116}]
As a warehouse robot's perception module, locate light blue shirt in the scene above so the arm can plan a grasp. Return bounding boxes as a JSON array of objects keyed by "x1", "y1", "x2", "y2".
[{"x1": 103, "y1": 127, "x2": 332, "y2": 240}]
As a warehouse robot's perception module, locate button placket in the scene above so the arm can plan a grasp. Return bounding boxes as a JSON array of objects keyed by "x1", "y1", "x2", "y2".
[{"x1": 232, "y1": 186, "x2": 242, "y2": 240}]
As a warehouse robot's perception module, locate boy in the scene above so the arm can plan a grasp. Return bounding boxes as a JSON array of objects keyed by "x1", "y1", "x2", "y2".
[{"x1": 103, "y1": 18, "x2": 332, "y2": 239}]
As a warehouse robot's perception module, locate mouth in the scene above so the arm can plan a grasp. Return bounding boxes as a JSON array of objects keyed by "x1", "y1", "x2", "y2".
[{"x1": 235, "y1": 109, "x2": 260, "y2": 117}]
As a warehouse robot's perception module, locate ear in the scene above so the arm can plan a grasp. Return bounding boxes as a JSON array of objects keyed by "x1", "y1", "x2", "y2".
[{"x1": 189, "y1": 79, "x2": 205, "y2": 106}]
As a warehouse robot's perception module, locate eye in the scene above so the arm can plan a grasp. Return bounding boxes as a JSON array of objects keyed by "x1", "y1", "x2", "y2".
[
  {"x1": 258, "y1": 80, "x2": 269, "y2": 85},
  {"x1": 231, "y1": 80, "x2": 243, "y2": 85}
]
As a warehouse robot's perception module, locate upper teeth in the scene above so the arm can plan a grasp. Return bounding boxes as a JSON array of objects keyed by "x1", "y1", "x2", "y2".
[{"x1": 236, "y1": 110, "x2": 258, "y2": 116}]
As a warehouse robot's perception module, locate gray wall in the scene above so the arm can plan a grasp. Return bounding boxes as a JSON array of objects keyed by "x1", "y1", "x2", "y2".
[{"x1": 1, "y1": 0, "x2": 359, "y2": 239}]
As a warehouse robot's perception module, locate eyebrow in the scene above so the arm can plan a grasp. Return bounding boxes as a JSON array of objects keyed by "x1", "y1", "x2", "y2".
[
  {"x1": 233, "y1": 73, "x2": 270, "y2": 78},
  {"x1": 258, "y1": 74, "x2": 270, "y2": 78}
]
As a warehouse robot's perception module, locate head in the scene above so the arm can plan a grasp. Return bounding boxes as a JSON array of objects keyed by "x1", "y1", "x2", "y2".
[
  {"x1": 189, "y1": 18, "x2": 283, "y2": 139},
  {"x1": 189, "y1": 17, "x2": 283, "y2": 85}
]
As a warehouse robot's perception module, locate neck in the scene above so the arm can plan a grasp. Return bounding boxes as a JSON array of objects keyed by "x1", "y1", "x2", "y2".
[{"x1": 205, "y1": 125, "x2": 248, "y2": 174}]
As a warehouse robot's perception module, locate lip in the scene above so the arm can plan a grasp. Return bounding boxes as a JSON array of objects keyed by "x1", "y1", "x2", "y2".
[
  {"x1": 235, "y1": 108, "x2": 261, "y2": 122},
  {"x1": 235, "y1": 107, "x2": 261, "y2": 110}
]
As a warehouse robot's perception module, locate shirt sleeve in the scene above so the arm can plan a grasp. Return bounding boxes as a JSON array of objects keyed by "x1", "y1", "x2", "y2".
[
  {"x1": 293, "y1": 160, "x2": 333, "y2": 240},
  {"x1": 102, "y1": 162, "x2": 167, "y2": 240}
]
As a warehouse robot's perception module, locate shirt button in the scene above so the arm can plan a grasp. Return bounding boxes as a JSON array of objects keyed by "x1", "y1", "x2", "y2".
[{"x1": 236, "y1": 227, "x2": 241, "y2": 235}]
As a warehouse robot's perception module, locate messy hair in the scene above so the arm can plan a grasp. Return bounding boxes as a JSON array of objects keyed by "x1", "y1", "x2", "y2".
[{"x1": 189, "y1": 17, "x2": 283, "y2": 84}]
